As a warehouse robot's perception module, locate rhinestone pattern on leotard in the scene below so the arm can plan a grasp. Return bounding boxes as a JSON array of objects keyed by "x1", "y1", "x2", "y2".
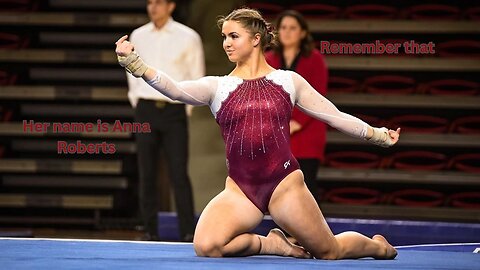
[{"x1": 213, "y1": 70, "x2": 299, "y2": 212}]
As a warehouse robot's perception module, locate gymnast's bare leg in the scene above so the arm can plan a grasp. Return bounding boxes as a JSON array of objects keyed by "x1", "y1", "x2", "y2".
[
  {"x1": 269, "y1": 170, "x2": 397, "y2": 260},
  {"x1": 193, "y1": 177, "x2": 311, "y2": 258}
]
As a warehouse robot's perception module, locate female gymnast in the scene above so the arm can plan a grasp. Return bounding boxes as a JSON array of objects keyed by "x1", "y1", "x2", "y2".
[{"x1": 115, "y1": 7, "x2": 400, "y2": 260}]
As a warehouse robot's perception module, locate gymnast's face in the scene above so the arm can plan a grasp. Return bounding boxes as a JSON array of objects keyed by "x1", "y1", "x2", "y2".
[{"x1": 221, "y1": 20, "x2": 260, "y2": 62}]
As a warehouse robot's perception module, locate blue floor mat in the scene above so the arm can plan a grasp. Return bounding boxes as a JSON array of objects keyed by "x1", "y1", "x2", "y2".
[
  {"x1": 1, "y1": 238, "x2": 479, "y2": 270},
  {"x1": 158, "y1": 212, "x2": 480, "y2": 245}
]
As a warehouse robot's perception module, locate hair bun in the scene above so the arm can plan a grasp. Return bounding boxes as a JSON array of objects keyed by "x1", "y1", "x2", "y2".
[
  {"x1": 266, "y1": 24, "x2": 274, "y2": 33},
  {"x1": 218, "y1": 7, "x2": 278, "y2": 51}
]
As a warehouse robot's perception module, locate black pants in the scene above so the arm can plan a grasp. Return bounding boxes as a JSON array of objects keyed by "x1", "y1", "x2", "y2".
[
  {"x1": 134, "y1": 99, "x2": 195, "y2": 240},
  {"x1": 298, "y1": 158, "x2": 321, "y2": 205}
]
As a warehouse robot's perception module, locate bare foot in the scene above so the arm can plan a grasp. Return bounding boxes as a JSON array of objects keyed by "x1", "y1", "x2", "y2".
[
  {"x1": 372, "y1": 235, "x2": 397, "y2": 259},
  {"x1": 286, "y1": 236, "x2": 299, "y2": 245},
  {"x1": 262, "y1": 228, "x2": 312, "y2": 259}
]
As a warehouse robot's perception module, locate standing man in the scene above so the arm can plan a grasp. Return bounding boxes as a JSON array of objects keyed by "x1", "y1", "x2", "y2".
[{"x1": 127, "y1": 0, "x2": 205, "y2": 242}]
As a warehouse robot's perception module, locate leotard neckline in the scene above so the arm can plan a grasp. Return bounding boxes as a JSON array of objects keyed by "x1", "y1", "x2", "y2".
[{"x1": 227, "y1": 70, "x2": 278, "y2": 82}]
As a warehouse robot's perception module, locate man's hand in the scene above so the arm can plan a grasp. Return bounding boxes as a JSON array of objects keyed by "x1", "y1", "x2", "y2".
[{"x1": 290, "y1": 120, "x2": 302, "y2": 135}]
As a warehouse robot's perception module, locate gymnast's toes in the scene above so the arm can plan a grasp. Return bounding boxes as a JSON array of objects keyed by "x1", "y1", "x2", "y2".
[
  {"x1": 372, "y1": 235, "x2": 397, "y2": 260},
  {"x1": 268, "y1": 228, "x2": 312, "y2": 259}
]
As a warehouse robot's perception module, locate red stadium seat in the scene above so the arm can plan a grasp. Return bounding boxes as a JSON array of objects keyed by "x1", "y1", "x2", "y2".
[
  {"x1": 0, "y1": 0, "x2": 39, "y2": 11},
  {"x1": 363, "y1": 75, "x2": 416, "y2": 95},
  {"x1": 389, "y1": 189, "x2": 444, "y2": 207},
  {"x1": 0, "y1": 106, "x2": 13, "y2": 122},
  {"x1": 423, "y1": 79, "x2": 479, "y2": 96},
  {"x1": 0, "y1": 32, "x2": 29, "y2": 49},
  {"x1": 344, "y1": 5, "x2": 398, "y2": 20},
  {"x1": 0, "y1": 70, "x2": 18, "y2": 85},
  {"x1": 325, "y1": 187, "x2": 382, "y2": 205},
  {"x1": 450, "y1": 116, "x2": 480, "y2": 134},
  {"x1": 405, "y1": 4, "x2": 461, "y2": 20},
  {"x1": 436, "y1": 40, "x2": 480, "y2": 58},
  {"x1": 246, "y1": 2, "x2": 284, "y2": 16},
  {"x1": 328, "y1": 76, "x2": 359, "y2": 93},
  {"x1": 465, "y1": 6, "x2": 480, "y2": 21},
  {"x1": 390, "y1": 151, "x2": 448, "y2": 171},
  {"x1": 291, "y1": 4, "x2": 340, "y2": 19},
  {"x1": 325, "y1": 151, "x2": 382, "y2": 169},
  {"x1": 388, "y1": 115, "x2": 449, "y2": 133},
  {"x1": 449, "y1": 153, "x2": 480, "y2": 173},
  {"x1": 447, "y1": 192, "x2": 480, "y2": 209}
]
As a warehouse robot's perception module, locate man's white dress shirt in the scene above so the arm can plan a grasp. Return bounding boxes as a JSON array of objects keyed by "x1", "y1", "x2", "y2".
[{"x1": 127, "y1": 18, "x2": 205, "y2": 107}]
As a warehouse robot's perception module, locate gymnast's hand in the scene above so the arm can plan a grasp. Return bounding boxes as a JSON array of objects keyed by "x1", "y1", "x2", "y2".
[
  {"x1": 367, "y1": 127, "x2": 401, "y2": 147},
  {"x1": 115, "y1": 35, "x2": 148, "y2": 77},
  {"x1": 389, "y1": 128, "x2": 401, "y2": 145},
  {"x1": 115, "y1": 35, "x2": 134, "y2": 57}
]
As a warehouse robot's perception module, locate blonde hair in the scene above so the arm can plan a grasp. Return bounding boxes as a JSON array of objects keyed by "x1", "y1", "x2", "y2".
[{"x1": 217, "y1": 7, "x2": 277, "y2": 51}]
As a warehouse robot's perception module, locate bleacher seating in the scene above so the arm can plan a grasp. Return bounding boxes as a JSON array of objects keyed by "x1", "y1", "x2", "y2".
[
  {"x1": 405, "y1": 4, "x2": 461, "y2": 20},
  {"x1": 363, "y1": 75, "x2": 416, "y2": 94},
  {"x1": 343, "y1": 4, "x2": 398, "y2": 20},
  {"x1": 0, "y1": 0, "x2": 478, "y2": 229},
  {"x1": 0, "y1": 0, "x2": 142, "y2": 228},
  {"x1": 0, "y1": 0, "x2": 39, "y2": 12}
]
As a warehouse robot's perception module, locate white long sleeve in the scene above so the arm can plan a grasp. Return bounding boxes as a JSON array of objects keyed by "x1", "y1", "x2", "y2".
[
  {"x1": 291, "y1": 71, "x2": 369, "y2": 139},
  {"x1": 126, "y1": 19, "x2": 206, "y2": 107},
  {"x1": 146, "y1": 70, "x2": 216, "y2": 106}
]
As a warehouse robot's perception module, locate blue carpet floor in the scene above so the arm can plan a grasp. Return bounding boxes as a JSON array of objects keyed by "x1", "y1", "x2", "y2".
[
  {"x1": 158, "y1": 212, "x2": 480, "y2": 245},
  {"x1": 1, "y1": 238, "x2": 479, "y2": 270}
]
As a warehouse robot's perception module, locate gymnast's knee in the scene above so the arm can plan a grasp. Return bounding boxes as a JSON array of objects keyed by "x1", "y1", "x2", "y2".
[
  {"x1": 193, "y1": 238, "x2": 224, "y2": 258},
  {"x1": 313, "y1": 244, "x2": 342, "y2": 260},
  {"x1": 316, "y1": 250, "x2": 341, "y2": 260}
]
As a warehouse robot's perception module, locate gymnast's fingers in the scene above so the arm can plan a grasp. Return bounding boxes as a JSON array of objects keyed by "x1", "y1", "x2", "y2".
[
  {"x1": 389, "y1": 127, "x2": 401, "y2": 144},
  {"x1": 115, "y1": 35, "x2": 129, "y2": 45},
  {"x1": 115, "y1": 37, "x2": 134, "y2": 56}
]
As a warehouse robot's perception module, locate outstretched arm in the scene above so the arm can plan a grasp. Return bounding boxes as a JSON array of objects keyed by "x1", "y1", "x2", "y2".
[
  {"x1": 291, "y1": 72, "x2": 400, "y2": 147},
  {"x1": 115, "y1": 35, "x2": 214, "y2": 106}
]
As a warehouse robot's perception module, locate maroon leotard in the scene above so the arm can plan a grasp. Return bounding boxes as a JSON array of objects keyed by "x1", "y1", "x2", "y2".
[
  {"x1": 148, "y1": 69, "x2": 370, "y2": 211},
  {"x1": 215, "y1": 76, "x2": 300, "y2": 213}
]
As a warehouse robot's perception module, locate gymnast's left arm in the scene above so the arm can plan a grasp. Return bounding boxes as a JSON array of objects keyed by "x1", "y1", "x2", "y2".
[{"x1": 291, "y1": 71, "x2": 400, "y2": 147}]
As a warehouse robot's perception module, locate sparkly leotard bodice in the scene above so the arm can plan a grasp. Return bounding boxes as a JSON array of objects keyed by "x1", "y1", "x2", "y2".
[
  {"x1": 146, "y1": 68, "x2": 370, "y2": 212},
  {"x1": 212, "y1": 70, "x2": 300, "y2": 213}
]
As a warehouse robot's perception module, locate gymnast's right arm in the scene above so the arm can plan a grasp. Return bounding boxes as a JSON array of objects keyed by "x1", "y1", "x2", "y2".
[{"x1": 115, "y1": 35, "x2": 214, "y2": 106}]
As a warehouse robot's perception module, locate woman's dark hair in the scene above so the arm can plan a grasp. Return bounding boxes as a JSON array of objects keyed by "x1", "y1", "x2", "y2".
[
  {"x1": 217, "y1": 7, "x2": 277, "y2": 51},
  {"x1": 272, "y1": 10, "x2": 315, "y2": 56}
]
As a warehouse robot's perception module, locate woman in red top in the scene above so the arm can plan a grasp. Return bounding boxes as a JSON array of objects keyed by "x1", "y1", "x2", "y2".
[{"x1": 265, "y1": 10, "x2": 327, "y2": 204}]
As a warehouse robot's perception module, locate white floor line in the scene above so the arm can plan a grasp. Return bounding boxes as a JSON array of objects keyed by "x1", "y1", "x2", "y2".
[
  {"x1": 396, "y1": 242, "x2": 480, "y2": 249},
  {"x1": 0, "y1": 237, "x2": 191, "y2": 245}
]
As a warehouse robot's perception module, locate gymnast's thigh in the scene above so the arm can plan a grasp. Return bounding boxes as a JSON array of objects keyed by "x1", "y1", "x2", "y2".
[
  {"x1": 194, "y1": 177, "x2": 264, "y2": 245},
  {"x1": 268, "y1": 170, "x2": 337, "y2": 257}
]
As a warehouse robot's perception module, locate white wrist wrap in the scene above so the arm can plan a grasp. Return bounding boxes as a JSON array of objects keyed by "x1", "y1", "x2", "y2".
[
  {"x1": 367, "y1": 127, "x2": 393, "y2": 148},
  {"x1": 117, "y1": 51, "x2": 148, "y2": 77}
]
